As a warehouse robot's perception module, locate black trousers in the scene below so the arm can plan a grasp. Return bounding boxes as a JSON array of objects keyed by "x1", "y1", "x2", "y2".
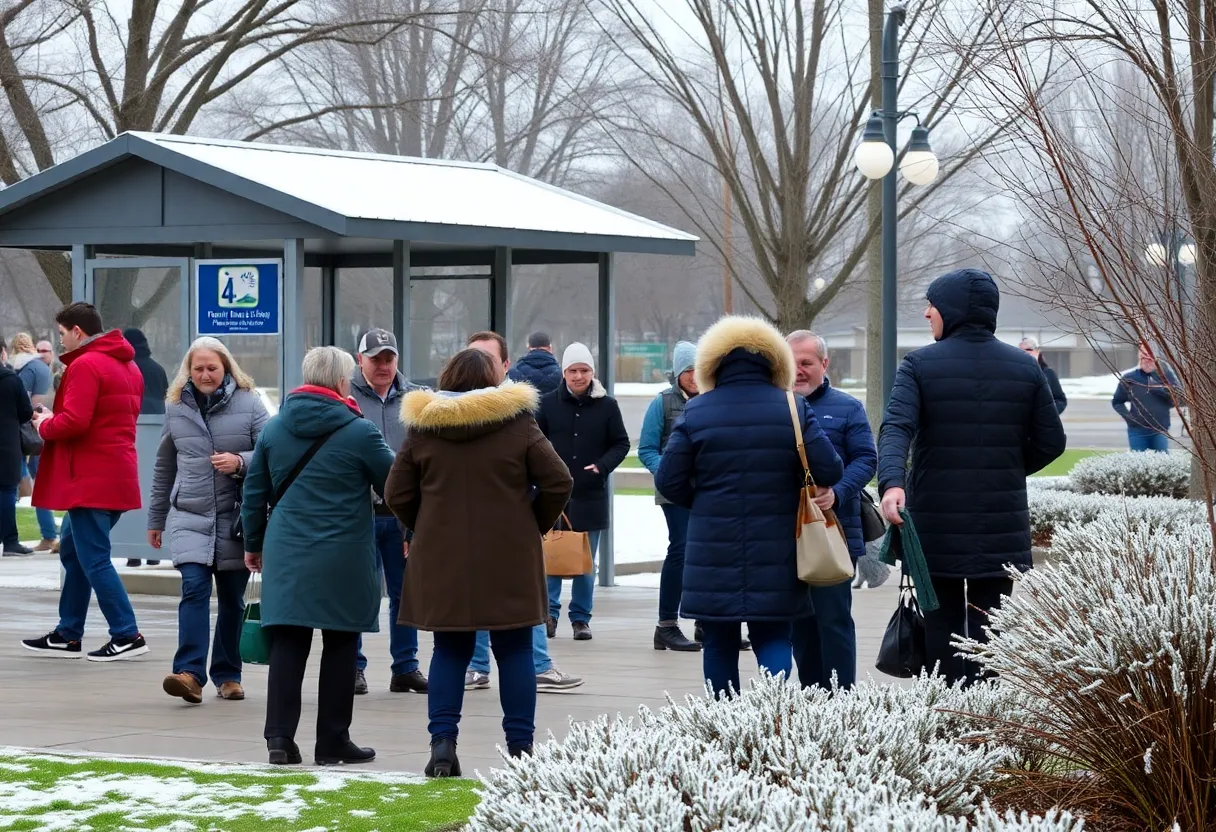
[
  {"x1": 264, "y1": 625, "x2": 359, "y2": 752},
  {"x1": 922, "y1": 576, "x2": 1013, "y2": 687}
]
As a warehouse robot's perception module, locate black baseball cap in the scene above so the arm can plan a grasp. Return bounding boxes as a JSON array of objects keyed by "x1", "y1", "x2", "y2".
[{"x1": 358, "y1": 329, "x2": 398, "y2": 357}]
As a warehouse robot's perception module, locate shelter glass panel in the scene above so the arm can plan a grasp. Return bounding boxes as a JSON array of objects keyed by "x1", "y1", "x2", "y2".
[
  {"x1": 410, "y1": 278, "x2": 491, "y2": 383},
  {"x1": 336, "y1": 267, "x2": 392, "y2": 355}
]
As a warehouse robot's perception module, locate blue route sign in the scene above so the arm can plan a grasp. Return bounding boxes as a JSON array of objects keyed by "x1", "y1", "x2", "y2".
[{"x1": 196, "y1": 259, "x2": 281, "y2": 335}]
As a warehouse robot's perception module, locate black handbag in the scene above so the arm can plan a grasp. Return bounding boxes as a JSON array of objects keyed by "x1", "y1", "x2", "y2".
[
  {"x1": 859, "y1": 489, "x2": 886, "y2": 542},
  {"x1": 875, "y1": 574, "x2": 926, "y2": 678},
  {"x1": 233, "y1": 429, "x2": 338, "y2": 542},
  {"x1": 20, "y1": 421, "x2": 43, "y2": 457}
]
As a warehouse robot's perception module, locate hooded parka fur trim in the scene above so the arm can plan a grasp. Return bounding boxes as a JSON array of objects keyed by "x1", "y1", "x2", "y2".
[
  {"x1": 400, "y1": 381, "x2": 538, "y2": 431},
  {"x1": 695, "y1": 316, "x2": 795, "y2": 393}
]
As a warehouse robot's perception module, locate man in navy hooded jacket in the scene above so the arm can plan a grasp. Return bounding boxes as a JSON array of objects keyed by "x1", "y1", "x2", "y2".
[
  {"x1": 878, "y1": 269, "x2": 1065, "y2": 686},
  {"x1": 787, "y1": 331, "x2": 876, "y2": 691}
]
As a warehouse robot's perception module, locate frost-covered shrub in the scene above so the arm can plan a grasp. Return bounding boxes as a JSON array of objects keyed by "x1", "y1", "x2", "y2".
[
  {"x1": 1069, "y1": 451, "x2": 1191, "y2": 498},
  {"x1": 961, "y1": 515, "x2": 1216, "y2": 830},
  {"x1": 468, "y1": 676, "x2": 1081, "y2": 831},
  {"x1": 1028, "y1": 488, "x2": 1205, "y2": 546},
  {"x1": 1025, "y1": 476, "x2": 1073, "y2": 492}
]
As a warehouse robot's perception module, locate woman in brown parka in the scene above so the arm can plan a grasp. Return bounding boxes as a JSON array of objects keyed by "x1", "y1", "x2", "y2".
[{"x1": 384, "y1": 348, "x2": 572, "y2": 778}]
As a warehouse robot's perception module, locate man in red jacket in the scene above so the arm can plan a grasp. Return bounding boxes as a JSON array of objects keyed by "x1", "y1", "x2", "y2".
[{"x1": 21, "y1": 303, "x2": 149, "y2": 662}]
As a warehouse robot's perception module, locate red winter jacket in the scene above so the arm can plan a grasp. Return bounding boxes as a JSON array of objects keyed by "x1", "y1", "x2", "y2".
[{"x1": 32, "y1": 330, "x2": 144, "y2": 512}]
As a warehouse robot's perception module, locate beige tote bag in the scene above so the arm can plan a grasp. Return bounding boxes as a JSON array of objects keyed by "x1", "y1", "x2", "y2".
[
  {"x1": 543, "y1": 513, "x2": 594, "y2": 577},
  {"x1": 786, "y1": 392, "x2": 854, "y2": 586}
]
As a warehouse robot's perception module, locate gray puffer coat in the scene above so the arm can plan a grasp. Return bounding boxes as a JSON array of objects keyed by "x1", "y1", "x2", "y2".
[{"x1": 148, "y1": 377, "x2": 270, "y2": 570}]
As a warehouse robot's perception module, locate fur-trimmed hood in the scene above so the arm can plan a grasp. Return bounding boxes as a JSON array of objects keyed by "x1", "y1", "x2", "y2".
[
  {"x1": 694, "y1": 316, "x2": 795, "y2": 393},
  {"x1": 400, "y1": 381, "x2": 539, "y2": 440}
]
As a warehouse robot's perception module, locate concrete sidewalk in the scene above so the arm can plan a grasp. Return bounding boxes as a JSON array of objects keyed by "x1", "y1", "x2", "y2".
[{"x1": 0, "y1": 579, "x2": 903, "y2": 776}]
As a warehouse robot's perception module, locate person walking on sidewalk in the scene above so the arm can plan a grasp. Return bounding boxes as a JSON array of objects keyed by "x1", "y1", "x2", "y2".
[
  {"x1": 242, "y1": 347, "x2": 395, "y2": 766},
  {"x1": 385, "y1": 349, "x2": 573, "y2": 775},
  {"x1": 149, "y1": 338, "x2": 269, "y2": 705},
  {"x1": 464, "y1": 332, "x2": 583, "y2": 692},
  {"x1": 21, "y1": 303, "x2": 150, "y2": 661},
  {"x1": 9, "y1": 334, "x2": 57, "y2": 552},
  {"x1": 1111, "y1": 343, "x2": 1181, "y2": 452},
  {"x1": 349, "y1": 328, "x2": 429, "y2": 697},
  {"x1": 878, "y1": 269, "x2": 1066, "y2": 687},
  {"x1": 656, "y1": 317, "x2": 843, "y2": 698},
  {"x1": 507, "y1": 331, "x2": 562, "y2": 394},
  {"x1": 786, "y1": 331, "x2": 876, "y2": 691},
  {"x1": 638, "y1": 341, "x2": 701, "y2": 652},
  {"x1": 537, "y1": 342, "x2": 630, "y2": 641},
  {"x1": 0, "y1": 336, "x2": 34, "y2": 557}
]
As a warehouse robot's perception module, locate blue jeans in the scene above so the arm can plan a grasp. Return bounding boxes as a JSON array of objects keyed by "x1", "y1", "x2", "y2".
[
  {"x1": 174, "y1": 563, "x2": 249, "y2": 687},
  {"x1": 791, "y1": 579, "x2": 856, "y2": 690},
  {"x1": 700, "y1": 620, "x2": 793, "y2": 698},
  {"x1": 356, "y1": 517, "x2": 420, "y2": 675},
  {"x1": 0, "y1": 485, "x2": 17, "y2": 549},
  {"x1": 1128, "y1": 426, "x2": 1169, "y2": 452},
  {"x1": 470, "y1": 625, "x2": 550, "y2": 675},
  {"x1": 429, "y1": 628, "x2": 536, "y2": 750},
  {"x1": 24, "y1": 457, "x2": 57, "y2": 540},
  {"x1": 56, "y1": 509, "x2": 139, "y2": 641},
  {"x1": 547, "y1": 530, "x2": 601, "y2": 623},
  {"x1": 659, "y1": 505, "x2": 689, "y2": 623}
]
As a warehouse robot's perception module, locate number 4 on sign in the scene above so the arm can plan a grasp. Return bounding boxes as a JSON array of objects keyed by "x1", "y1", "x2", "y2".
[{"x1": 222, "y1": 277, "x2": 237, "y2": 305}]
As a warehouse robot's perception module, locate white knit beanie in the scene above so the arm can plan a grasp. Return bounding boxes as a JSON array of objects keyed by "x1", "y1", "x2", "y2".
[{"x1": 561, "y1": 342, "x2": 595, "y2": 372}]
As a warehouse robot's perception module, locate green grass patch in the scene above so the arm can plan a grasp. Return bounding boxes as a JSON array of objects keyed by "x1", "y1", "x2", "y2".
[
  {"x1": 1033, "y1": 448, "x2": 1111, "y2": 478},
  {"x1": 616, "y1": 487, "x2": 655, "y2": 497},
  {"x1": 619, "y1": 456, "x2": 643, "y2": 469},
  {"x1": 0, "y1": 749, "x2": 480, "y2": 831},
  {"x1": 14, "y1": 508, "x2": 62, "y2": 543}
]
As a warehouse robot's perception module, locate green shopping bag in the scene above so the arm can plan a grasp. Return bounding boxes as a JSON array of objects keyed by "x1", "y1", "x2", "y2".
[{"x1": 240, "y1": 574, "x2": 271, "y2": 665}]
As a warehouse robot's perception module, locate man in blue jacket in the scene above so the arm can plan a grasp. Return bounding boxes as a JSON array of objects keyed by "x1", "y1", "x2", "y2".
[
  {"x1": 506, "y1": 332, "x2": 562, "y2": 395},
  {"x1": 786, "y1": 331, "x2": 876, "y2": 691},
  {"x1": 1112, "y1": 344, "x2": 1180, "y2": 452}
]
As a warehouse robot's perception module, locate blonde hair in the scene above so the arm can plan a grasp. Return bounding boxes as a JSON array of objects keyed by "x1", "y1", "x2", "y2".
[
  {"x1": 167, "y1": 337, "x2": 256, "y2": 403},
  {"x1": 301, "y1": 346, "x2": 355, "y2": 391},
  {"x1": 9, "y1": 333, "x2": 35, "y2": 355}
]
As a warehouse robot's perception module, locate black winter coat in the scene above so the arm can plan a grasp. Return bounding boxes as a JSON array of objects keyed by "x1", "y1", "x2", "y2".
[
  {"x1": 877, "y1": 269, "x2": 1066, "y2": 579},
  {"x1": 1041, "y1": 363, "x2": 1067, "y2": 414},
  {"x1": 536, "y1": 381, "x2": 630, "y2": 531},
  {"x1": 0, "y1": 364, "x2": 34, "y2": 487},
  {"x1": 122, "y1": 329, "x2": 168, "y2": 415},
  {"x1": 507, "y1": 350, "x2": 562, "y2": 395}
]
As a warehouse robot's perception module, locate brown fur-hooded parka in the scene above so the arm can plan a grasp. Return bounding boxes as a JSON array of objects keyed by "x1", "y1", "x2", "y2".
[{"x1": 384, "y1": 381, "x2": 573, "y2": 631}]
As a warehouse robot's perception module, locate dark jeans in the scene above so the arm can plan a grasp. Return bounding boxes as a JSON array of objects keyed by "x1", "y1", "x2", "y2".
[
  {"x1": 791, "y1": 578, "x2": 856, "y2": 690},
  {"x1": 57, "y1": 510, "x2": 139, "y2": 641},
  {"x1": 264, "y1": 625, "x2": 359, "y2": 752},
  {"x1": 700, "y1": 620, "x2": 793, "y2": 698},
  {"x1": 922, "y1": 576, "x2": 1013, "y2": 687},
  {"x1": 174, "y1": 563, "x2": 249, "y2": 688},
  {"x1": 429, "y1": 627, "x2": 535, "y2": 750},
  {"x1": 356, "y1": 517, "x2": 420, "y2": 675},
  {"x1": 1128, "y1": 426, "x2": 1169, "y2": 452},
  {"x1": 0, "y1": 485, "x2": 16, "y2": 549},
  {"x1": 658, "y1": 505, "x2": 689, "y2": 623}
]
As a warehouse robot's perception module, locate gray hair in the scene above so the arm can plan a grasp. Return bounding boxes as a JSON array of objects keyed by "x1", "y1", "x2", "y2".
[
  {"x1": 301, "y1": 346, "x2": 355, "y2": 391},
  {"x1": 1019, "y1": 336, "x2": 1040, "y2": 350},
  {"x1": 786, "y1": 329, "x2": 828, "y2": 360}
]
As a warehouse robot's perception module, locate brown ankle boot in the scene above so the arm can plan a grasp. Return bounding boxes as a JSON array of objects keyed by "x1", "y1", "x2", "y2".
[
  {"x1": 217, "y1": 681, "x2": 245, "y2": 701},
  {"x1": 163, "y1": 672, "x2": 202, "y2": 704},
  {"x1": 33, "y1": 539, "x2": 56, "y2": 552}
]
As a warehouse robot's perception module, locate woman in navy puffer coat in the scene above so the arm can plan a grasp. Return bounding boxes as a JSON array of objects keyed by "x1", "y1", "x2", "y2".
[{"x1": 656, "y1": 317, "x2": 843, "y2": 696}]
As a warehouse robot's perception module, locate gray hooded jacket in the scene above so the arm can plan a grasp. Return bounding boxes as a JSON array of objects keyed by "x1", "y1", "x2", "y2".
[
  {"x1": 148, "y1": 377, "x2": 270, "y2": 570},
  {"x1": 349, "y1": 368, "x2": 426, "y2": 515}
]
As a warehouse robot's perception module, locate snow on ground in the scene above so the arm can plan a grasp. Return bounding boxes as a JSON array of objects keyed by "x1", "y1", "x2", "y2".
[{"x1": 612, "y1": 495, "x2": 669, "y2": 566}]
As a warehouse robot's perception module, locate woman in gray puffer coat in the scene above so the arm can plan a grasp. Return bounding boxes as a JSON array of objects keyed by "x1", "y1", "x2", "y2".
[{"x1": 148, "y1": 337, "x2": 269, "y2": 705}]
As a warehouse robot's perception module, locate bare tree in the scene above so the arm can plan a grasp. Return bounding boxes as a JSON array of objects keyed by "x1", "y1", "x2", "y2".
[
  {"x1": 590, "y1": 0, "x2": 1019, "y2": 335},
  {"x1": 976, "y1": 0, "x2": 1216, "y2": 518}
]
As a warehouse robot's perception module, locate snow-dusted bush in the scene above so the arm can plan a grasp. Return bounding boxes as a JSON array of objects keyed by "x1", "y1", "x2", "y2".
[
  {"x1": 961, "y1": 514, "x2": 1216, "y2": 830},
  {"x1": 469, "y1": 675, "x2": 1081, "y2": 831},
  {"x1": 1025, "y1": 476, "x2": 1073, "y2": 492},
  {"x1": 1069, "y1": 450, "x2": 1191, "y2": 498},
  {"x1": 1028, "y1": 487, "x2": 1205, "y2": 546}
]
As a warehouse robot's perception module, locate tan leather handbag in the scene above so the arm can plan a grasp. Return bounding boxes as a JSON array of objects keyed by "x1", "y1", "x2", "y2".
[
  {"x1": 786, "y1": 392, "x2": 854, "y2": 586},
  {"x1": 543, "y1": 513, "x2": 593, "y2": 577}
]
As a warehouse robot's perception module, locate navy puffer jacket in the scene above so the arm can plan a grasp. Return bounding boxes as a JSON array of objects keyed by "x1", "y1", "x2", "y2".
[
  {"x1": 656, "y1": 317, "x2": 843, "y2": 622},
  {"x1": 877, "y1": 269, "x2": 1066, "y2": 579},
  {"x1": 802, "y1": 380, "x2": 877, "y2": 561},
  {"x1": 507, "y1": 349, "x2": 562, "y2": 395}
]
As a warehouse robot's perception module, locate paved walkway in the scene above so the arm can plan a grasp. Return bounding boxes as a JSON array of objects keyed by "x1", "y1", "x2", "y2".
[{"x1": 0, "y1": 578, "x2": 901, "y2": 776}]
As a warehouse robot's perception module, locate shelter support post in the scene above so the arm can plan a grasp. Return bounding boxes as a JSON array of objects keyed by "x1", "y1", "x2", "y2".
[
  {"x1": 321, "y1": 265, "x2": 336, "y2": 346},
  {"x1": 71, "y1": 244, "x2": 91, "y2": 301},
  {"x1": 282, "y1": 238, "x2": 306, "y2": 393},
  {"x1": 597, "y1": 252, "x2": 615, "y2": 588},
  {"x1": 492, "y1": 246, "x2": 512, "y2": 343},
  {"x1": 392, "y1": 241, "x2": 411, "y2": 372}
]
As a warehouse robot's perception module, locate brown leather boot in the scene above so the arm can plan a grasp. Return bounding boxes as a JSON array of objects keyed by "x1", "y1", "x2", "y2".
[
  {"x1": 217, "y1": 681, "x2": 245, "y2": 701},
  {"x1": 163, "y1": 672, "x2": 202, "y2": 704},
  {"x1": 33, "y1": 539, "x2": 56, "y2": 552}
]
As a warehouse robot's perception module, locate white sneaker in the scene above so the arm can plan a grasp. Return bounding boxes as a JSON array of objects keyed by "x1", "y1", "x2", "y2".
[
  {"x1": 536, "y1": 666, "x2": 583, "y2": 692},
  {"x1": 464, "y1": 670, "x2": 490, "y2": 690}
]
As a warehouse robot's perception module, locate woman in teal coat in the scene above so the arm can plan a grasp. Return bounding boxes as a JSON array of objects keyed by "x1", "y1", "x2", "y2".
[{"x1": 242, "y1": 346, "x2": 395, "y2": 767}]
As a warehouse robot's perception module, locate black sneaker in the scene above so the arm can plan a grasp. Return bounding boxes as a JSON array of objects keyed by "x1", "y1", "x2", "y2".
[
  {"x1": 3, "y1": 544, "x2": 34, "y2": 557},
  {"x1": 22, "y1": 630, "x2": 82, "y2": 658},
  {"x1": 389, "y1": 669, "x2": 428, "y2": 693},
  {"x1": 86, "y1": 633, "x2": 149, "y2": 662},
  {"x1": 125, "y1": 559, "x2": 142, "y2": 568},
  {"x1": 354, "y1": 669, "x2": 369, "y2": 695}
]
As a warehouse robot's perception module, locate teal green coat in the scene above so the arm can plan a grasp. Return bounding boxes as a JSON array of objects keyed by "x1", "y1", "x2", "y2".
[{"x1": 241, "y1": 391, "x2": 395, "y2": 632}]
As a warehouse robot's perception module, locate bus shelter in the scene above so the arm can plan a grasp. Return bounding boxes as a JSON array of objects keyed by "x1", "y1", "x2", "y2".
[{"x1": 0, "y1": 132, "x2": 696, "y2": 581}]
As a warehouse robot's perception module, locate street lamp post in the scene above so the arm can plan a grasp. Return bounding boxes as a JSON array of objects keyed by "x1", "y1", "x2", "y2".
[{"x1": 853, "y1": 4, "x2": 939, "y2": 409}]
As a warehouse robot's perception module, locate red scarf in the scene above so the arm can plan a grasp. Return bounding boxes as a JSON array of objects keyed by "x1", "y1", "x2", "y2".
[{"x1": 291, "y1": 384, "x2": 363, "y2": 416}]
